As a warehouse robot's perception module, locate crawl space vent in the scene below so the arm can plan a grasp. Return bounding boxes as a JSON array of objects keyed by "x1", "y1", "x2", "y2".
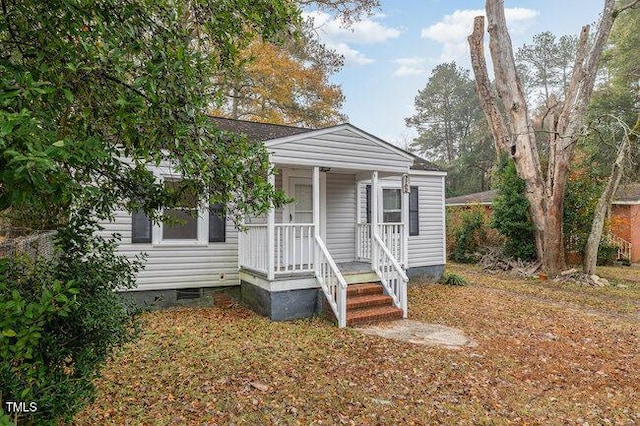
[{"x1": 176, "y1": 288, "x2": 202, "y2": 301}]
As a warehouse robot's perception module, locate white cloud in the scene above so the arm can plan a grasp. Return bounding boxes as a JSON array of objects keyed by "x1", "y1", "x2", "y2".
[
  {"x1": 303, "y1": 11, "x2": 402, "y2": 67},
  {"x1": 421, "y1": 8, "x2": 539, "y2": 62},
  {"x1": 331, "y1": 42, "x2": 374, "y2": 66},
  {"x1": 392, "y1": 57, "x2": 429, "y2": 77},
  {"x1": 305, "y1": 11, "x2": 402, "y2": 44}
]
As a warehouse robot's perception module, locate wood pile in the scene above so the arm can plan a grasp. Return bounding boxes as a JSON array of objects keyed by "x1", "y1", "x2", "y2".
[{"x1": 478, "y1": 248, "x2": 541, "y2": 277}]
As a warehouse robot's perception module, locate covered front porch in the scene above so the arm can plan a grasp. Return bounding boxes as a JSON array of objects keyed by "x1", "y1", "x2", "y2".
[{"x1": 238, "y1": 165, "x2": 410, "y2": 327}]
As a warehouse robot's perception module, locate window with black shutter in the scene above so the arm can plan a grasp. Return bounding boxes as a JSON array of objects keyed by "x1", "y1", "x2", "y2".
[
  {"x1": 209, "y1": 203, "x2": 226, "y2": 242},
  {"x1": 132, "y1": 209, "x2": 152, "y2": 243},
  {"x1": 409, "y1": 186, "x2": 419, "y2": 236},
  {"x1": 163, "y1": 179, "x2": 199, "y2": 240}
]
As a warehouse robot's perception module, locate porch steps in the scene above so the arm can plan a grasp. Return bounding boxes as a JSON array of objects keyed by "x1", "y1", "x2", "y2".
[
  {"x1": 343, "y1": 271, "x2": 379, "y2": 284},
  {"x1": 346, "y1": 283, "x2": 403, "y2": 326}
]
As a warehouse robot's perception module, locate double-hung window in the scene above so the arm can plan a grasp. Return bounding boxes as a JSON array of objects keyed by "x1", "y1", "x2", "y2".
[
  {"x1": 162, "y1": 179, "x2": 199, "y2": 241},
  {"x1": 382, "y1": 188, "x2": 402, "y2": 223},
  {"x1": 131, "y1": 177, "x2": 226, "y2": 245},
  {"x1": 365, "y1": 184, "x2": 420, "y2": 236}
]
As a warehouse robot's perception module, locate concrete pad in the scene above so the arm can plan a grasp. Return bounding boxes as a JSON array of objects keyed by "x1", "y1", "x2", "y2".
[{"x1": 356, "y1": 320, "x2": 477, "y2": 349}]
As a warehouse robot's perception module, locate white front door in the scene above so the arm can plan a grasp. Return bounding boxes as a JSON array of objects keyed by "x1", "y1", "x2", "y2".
[
  {"x1": 280, "y1": 173, "x2": 326, "y2": 269},
  {"x1": 289, "y1": 177, "x2": 313, "y2": 224},
  {"x1": 285, "y1": 173, "x2": 326, "y2": 238}
]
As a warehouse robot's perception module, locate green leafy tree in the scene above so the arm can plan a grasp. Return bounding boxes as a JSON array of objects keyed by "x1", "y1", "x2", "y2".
[
  {"x1": 586, "y1": 4, "x2": 639, "y2": 180},
  {"x1": 516, "y1": 31, "x2": 577, "y2": 105},
  {"x1": 406, "y1": 62, "x2": 493, "y2": 196},
  {"x1": 1, "y1": 214, "x2": 141, "y2": 424},
  {"x1": 563, "y1": 161, "x2": 606, "y2": 254},
  {"x1": 491, "y1": 160, "x2": 536, "y2": 261},
  {"x1": 0, "y1": 0, "x2": 298, "y2": 231},
  {"x1": 1, "y1": 1, "x2": 301, "y2": 423}
]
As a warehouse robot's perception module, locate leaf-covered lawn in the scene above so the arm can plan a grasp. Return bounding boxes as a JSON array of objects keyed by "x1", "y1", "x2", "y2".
[{"x1": 75, "y1": 265, "x2": 640, "y2": 425}]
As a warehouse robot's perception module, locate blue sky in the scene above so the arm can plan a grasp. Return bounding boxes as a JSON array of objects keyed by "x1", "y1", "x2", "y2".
[{"x1": 305, "y1": 0, "x2": 605, "y2": 148}]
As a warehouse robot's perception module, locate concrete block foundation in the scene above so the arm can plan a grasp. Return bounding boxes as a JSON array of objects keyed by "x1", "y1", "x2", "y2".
[{"x1": 241, "y1": 280, "x2": 321, "y2": 321}]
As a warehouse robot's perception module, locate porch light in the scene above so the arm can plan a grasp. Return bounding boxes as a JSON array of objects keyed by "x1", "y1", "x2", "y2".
[{"x1": 402, "y1": 174, "x2": 410, "y2": 193}]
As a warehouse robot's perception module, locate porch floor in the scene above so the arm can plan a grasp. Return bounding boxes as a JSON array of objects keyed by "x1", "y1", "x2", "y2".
[{"x1": 336, "y1": 261, "x2": 373, "y2": 275}]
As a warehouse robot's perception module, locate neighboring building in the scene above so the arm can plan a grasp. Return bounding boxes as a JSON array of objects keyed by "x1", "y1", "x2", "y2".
[
  {"x1": 445, "y1": 185, "x2": 638, "y2": 263},
  {"x1": 445, "y1": 190, "x2": 497, "y2": 207},
  {"x1": 610, "y1": 184, "x2": 639, "y2": 263},
  {"x1": 98, "y1": 118, "x2": 447, "y2": 327}
]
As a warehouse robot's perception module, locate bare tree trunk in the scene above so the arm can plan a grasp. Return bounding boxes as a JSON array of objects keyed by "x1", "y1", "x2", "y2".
[
  {"x1": 584, "y1": 115, "x2": 639, "y2": 274},
  {"x1": 468, "y1": 0, "x2": 621, "y2": 276}
]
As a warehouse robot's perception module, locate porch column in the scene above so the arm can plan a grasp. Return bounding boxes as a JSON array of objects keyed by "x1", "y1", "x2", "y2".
[
  {"x1": 266, "y1": 172, "x2": 275, "y2": 280},
  {"x1": 371, "y1": 170, "x2": 379, "y2": 271},
  {"x1": 402, "y1": 179, "x2": 409, "y2": 267},
  {"x1": 313, "y1": 166, "x2": 320, "y2": 239},
  {"x1": 313, "y1": 166, "x2": 320, "y2": 274}
]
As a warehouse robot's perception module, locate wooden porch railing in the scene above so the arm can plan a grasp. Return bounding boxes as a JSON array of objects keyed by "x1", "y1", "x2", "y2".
[
  {"x1": 274, "y1": 223, "x2": 315, "y2": 273},
  {"x1": 356, "y1": 223, "x2": 372, "y2": 260},
  {"x1": 240, "y1": 221, "x2": 406, "y2": 325},
  {"x1": 240, "y1": 224, "x2": 315, "y2": 274},
  {"x1": 372, "y1": 233, "x2": 408, "y2": 318},
  {"x1": 314, "y1": 235, "x2": 347, "y2": 327},
  {"x1": 238, "y1": 224, "x2": 269, "y2": 274},
  {"x1": 356, "y1": 223, "x2": 405, "y2": 266}
]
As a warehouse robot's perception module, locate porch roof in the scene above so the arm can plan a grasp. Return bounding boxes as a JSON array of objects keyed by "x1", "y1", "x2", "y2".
[{"x1": 209, "y1": 116, "x2": 441, "y2": 173}]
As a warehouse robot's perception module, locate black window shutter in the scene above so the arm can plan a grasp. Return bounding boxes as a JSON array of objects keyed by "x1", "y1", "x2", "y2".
[
  {"x1": 132, "y1": 209, "x2": 152, "y2": 243},
  {"x1": 209, "y1": 203, "x2": 226, "y2": 242},
  {"x1": 365, "y1": 185, "x2": 372, "y2": 224},
  {"x1": 409, "y1": 186, "x2": 419, "y2": 236}
]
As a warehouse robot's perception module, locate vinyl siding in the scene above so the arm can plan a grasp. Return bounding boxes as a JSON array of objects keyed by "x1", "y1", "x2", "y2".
[
  {"x1": 97, "y1": 210, "x2": 239, "y2": 291},
  {"x1": 408, "y1": 175, "x2": 446, "y2": 267},
  {"x1": 270, "y1": 128, "x2": 412, "y2": 172},
  {"x1": 325, "y1": 173, "x2": 356, "y2": 262},
  {"x1": 358, "y1": 174, "x2": 445, "y2": 268}
]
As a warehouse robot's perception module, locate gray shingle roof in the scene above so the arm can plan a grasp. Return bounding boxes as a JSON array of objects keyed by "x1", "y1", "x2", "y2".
[
  {"x1": 446, "y1": 190, "x2": 497, "y2": 206},
  {"x1": 209, "y1": 116, "x2": 314, "y2": 142},
  {"x1": 613, "y1": 183, "x2": 640, "y2": 203}
]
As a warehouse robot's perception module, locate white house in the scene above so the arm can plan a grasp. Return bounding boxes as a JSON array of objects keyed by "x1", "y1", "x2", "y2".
[{"x1": 99, "y1": 118, "x2": 446, "y2": 327}]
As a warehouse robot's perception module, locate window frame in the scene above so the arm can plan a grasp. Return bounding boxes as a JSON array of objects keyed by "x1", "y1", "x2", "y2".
[
  {"x1": 381, "y1": 187, "x2": 402, "y2": 224},
  {"x1": 152, "y1": 176, "x2": 209, "y2": 246}
]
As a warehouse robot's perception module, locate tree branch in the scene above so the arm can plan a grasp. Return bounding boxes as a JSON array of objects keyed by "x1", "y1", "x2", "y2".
[
  {"x1": 99, "y1": 72, "x2": 152, "y2": 103},
  {"x1": 467, "y1": 15, "x2": 509, "y2": 157},
  {"x1": 616, "y1": 0, "x2": 640, "y2": 15}
]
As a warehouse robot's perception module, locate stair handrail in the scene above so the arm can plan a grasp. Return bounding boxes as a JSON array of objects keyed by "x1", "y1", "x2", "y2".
[
  {"x1": 314, "y1": 235, "x2": 348, "y2": 328},
  {"x1": 606, "y1": 233, "x2": 632, "y2": 261},
  {"x1": 372, "y1": 233, "x2": 408, "y2": 318}
]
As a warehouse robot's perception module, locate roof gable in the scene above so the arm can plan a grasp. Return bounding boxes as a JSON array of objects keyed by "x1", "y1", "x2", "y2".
[
  {"x1": 266, "y1": 124, "x2": 413, "y2": 160},
  {"x1": 208, "y1": 116, "x2": 441, "y2": 172}
]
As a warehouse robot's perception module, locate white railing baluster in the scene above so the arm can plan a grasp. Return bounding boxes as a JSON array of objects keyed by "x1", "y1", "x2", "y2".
[
  {"x1": 606, "y1": 233, "x2": 632, "y2": 261},
  {"x1": 240, "y1": 223, "x2": 316, "y2": 275},
  {"x1": 372, "y1": 228, "x2": 408, "y2": 319},
  {"x1": 314, "y1": 234, "x2": 347, "y2": 328}
]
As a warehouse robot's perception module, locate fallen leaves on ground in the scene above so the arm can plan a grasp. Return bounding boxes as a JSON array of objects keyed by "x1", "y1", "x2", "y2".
[{"x1": 74, "y1": 264, "x2": 640, "y2": 425}]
